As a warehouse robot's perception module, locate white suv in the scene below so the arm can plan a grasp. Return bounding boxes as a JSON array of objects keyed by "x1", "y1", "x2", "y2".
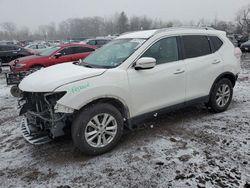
[{"x1": 19, "y1": 28, "x2": 241, "y2": 155}]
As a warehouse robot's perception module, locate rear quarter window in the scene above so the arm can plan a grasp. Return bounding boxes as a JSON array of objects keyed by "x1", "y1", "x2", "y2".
[
  {"x1": 209, "y1": 36, "x2": 223, "y2": 52},
  {"x1": 182, "y1": 35, "x2": 212, "y2": 59}
]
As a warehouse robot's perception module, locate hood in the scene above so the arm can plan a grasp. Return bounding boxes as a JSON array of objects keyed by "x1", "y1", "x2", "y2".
[
  {"x1": 19, "y1": 63, "x2": 106, "y2": 92},
  {"x1": 18, "y1": 55, "x2": 46, "y2": 62},
  {"x1": 10, "y1": 55, "x2": 47, "y2": 65}
]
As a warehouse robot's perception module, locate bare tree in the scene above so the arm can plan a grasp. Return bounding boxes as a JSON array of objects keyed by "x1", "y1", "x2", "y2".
[
  {"x1": 58, "y1": 20, "x2": 70, "y2": 39},
  {"x1": 236, "y1": 4, "x2": 250, "y2": 35},
  {"x1": 130, "y1": 16, "x2": 141, "y2": 31},
  {"x1": 17, "y1": 26, "x2": 30, "y2": 40},
  {"x1": 1, "y1": 8, "x2": 249, "y2": 41},
  {"x1": 1, "y1": 22, "x2": 17, "y2": 40},
  {"x1": 117, "y1": 12, "x2": 129, "y2": 34}
]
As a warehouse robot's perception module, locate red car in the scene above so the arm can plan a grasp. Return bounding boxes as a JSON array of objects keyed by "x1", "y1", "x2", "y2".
[{"x1": 9, "y1": 44, "x2": 96, "y2": 72}]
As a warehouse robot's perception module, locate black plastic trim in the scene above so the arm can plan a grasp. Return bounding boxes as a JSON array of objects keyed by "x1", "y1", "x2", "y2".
[{"x1": 127, "y1": 96, "x2": 209, "y2": 127}]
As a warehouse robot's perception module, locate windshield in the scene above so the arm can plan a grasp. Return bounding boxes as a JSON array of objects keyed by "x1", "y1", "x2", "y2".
[
  {"x1": 80, "y1": 38, "x2": 146, "y2": 68},
  {"x1": 39, "y1": 46, "x2": 60, "y2": 56}
]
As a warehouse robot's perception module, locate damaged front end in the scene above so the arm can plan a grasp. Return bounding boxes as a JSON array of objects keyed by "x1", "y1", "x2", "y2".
[{"x1": 19, "y1": 91, "x2": 73, "y2": 145}]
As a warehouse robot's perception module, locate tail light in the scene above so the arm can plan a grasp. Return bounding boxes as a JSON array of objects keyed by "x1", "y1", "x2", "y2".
[{"x1": 234, "y1": 47, "x2": 242, "y2": 59}]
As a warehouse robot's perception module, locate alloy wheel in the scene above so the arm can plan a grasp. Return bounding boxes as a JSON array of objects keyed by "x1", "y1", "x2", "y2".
[
  {"x1": 84, "y1": 113, "x2": 118, "y2": 148},
  {"x1": 216, "y1": 84, "x2": 231, "y2": 107}
]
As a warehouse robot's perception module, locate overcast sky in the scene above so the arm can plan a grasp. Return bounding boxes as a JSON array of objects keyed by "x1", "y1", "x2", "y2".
[{"x1": 0, "y1": 0, "x2": 249, "y2": 30}]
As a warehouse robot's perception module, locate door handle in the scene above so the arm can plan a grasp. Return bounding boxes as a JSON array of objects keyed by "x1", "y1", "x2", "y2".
[
  {"x1": 174, "y1": 69, "x2": 185, "y2": 75},
  {"x1": 212, "y1": 60, "x2": 221, "y2": 64}
]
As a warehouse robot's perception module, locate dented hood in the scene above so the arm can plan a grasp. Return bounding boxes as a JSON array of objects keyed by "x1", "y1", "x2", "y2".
[{"x1": 19, "y1": 62, "x2": 106, "y2": 92}]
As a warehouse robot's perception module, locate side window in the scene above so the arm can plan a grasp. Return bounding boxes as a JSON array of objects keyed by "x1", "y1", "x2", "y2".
[
  {"x1": 182, "y1": 35, "x2": 211, "y2": 59},
  {"x1": 96, "y1": 40, "x2": 103, "y2": 45},
  {"x1": 6, "y1": 46, "x2": 16, "y2": 51},
  {"x1": 97, "y1": 40, "x2": 109, "y2": 45},
  {"x1": 38, "y1": 44, "x2": 46, "y2": 49},
  {"x1": 72, "y1": 47, "x2": 95, "y2": 54},
  {"x1": 210, "y1": 36, "x2": 223, "y2": 52},
  {"x1": 59, "y1": 47, "x2": 73, "y2": 56},
  {"x1": 30, "y1": 45, "x2": 37, "y2": 49},
  {"x1": 141, "y1": 37, "x2": 179, "y2": 64},
  {"x1": 87, "y1": 40, "x2": 96, "y2": 46}
]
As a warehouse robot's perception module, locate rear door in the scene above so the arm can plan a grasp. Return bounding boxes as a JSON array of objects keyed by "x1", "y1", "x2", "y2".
[{"x1": 182, "y1": 35, "x2": 223, "y2": 101}]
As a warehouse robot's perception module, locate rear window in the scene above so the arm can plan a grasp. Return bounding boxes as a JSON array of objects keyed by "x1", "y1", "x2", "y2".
[
  {"x1": 182, "y1": 35, "x2": 212, "y2": 59},
  {"x1": 210, "y1": 36, "x2": 223, "y2": 52}
]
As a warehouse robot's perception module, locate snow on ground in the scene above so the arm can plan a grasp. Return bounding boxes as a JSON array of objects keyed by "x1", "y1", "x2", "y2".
[{"x1": 0, "y1": 56, "x2": 250, "y2": 188}]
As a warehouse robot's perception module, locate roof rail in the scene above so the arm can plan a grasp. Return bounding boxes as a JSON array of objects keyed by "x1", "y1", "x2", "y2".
[{"x1": 154, "y1": 26, "x2": 215, "y2": 35}]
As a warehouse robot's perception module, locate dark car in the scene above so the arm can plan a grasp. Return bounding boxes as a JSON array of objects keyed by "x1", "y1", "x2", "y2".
[
  {"x1": 240, "y1": 40, "x2": 250, "y2": 53},
  {"x1": 9, "y1": 43, "x2": 96, "y2": 72},
  {"x1": 81, "y1": 38, "x2": 111, "y2": 48},
  {"x1": 0, "y1": 45, "x2": 33, "y2": 66},
  {"x1": 0, "y1": 61, "x2": 2, "y2": 73}
]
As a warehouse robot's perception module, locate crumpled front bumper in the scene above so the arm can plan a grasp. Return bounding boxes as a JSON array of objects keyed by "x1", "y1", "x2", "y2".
[{"x1": 20, "y1": 117, "x2": 52, "y2": 145}]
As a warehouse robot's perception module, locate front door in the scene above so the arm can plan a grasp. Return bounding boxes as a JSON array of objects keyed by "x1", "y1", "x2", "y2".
[{"x1": 127, "y1": 36, "x2": 186, "y2": 117}]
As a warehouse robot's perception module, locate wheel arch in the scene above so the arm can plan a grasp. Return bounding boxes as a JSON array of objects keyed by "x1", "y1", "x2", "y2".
[
  {"x1": 209, "y1": 72, "x2": 237, "y2": 97},
  {"x1": 78, "y1": 96, "x2": 131, "y2": 122}
]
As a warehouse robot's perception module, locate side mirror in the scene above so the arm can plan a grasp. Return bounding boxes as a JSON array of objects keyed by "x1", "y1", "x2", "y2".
[
  {"x1": 54, "y1": 52, "x2": 62, "y2": 58},
  {"x1": 135, "y1": 57, "x2": 156, "y2": 70}
]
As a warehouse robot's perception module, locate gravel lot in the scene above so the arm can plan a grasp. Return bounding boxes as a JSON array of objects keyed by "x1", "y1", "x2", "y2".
[{"x1": 0, "y1": 55, "x2": 250, "y2": 188}]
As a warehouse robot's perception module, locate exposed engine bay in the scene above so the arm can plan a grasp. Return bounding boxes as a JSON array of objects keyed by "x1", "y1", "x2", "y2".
[{"x1": 19, "y1": 91, "x2": 72, "y2": 144}]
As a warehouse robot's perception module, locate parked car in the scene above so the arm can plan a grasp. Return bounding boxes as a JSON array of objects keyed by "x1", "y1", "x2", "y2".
[
  {"x1": 9, "y1": 44, "x2": 96, "y2": 72},
  {"x1": 237, "y1": 35, "x2": 249, "y2": 47},
  {"x1": 0, "y1": 44, "x2": 33, "y2": 66},
  {"x1": 25, "y1": 43, "x2": 49, "y2": 54},
  {"x1": 0, "y1": 60, "x2": 2, "y2": 73},
  {"x1": 80, "y1": 38, "x2": 111, "y2": 48},
  {"x1": 240, "y1": 40, "x2": 250, "y2": 53},
  {"x1": 19, "y1": 28, "x2": 241, "y2": 155},
  {"x1": 69, "y1": 37, "x2": 87, "y2": 43}
]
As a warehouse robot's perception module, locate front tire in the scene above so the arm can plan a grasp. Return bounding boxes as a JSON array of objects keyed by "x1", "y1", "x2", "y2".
[
  {"x1": 10, "y1": 85, "x2": 23, "y2": 98},
  {"x1": 72, "y1": 103, "x2": 124, "y2": 155},
  {"x1": 208, "y1": 78, "x2": 233, "y2": 113}
]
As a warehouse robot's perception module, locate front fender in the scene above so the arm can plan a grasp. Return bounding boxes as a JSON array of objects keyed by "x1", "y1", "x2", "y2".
[{"x1": 54, "y1": 77, "x2": 132, "y2": 115}]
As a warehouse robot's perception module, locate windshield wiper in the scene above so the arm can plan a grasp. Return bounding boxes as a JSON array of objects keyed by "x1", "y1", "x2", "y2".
[{"x1": 80, "y1": 62, "x2": 95, "y2": 68}]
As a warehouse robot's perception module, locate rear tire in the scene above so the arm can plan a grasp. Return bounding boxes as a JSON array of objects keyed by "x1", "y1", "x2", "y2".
[
  {"x1": 208, "y1": 78, "x2": 233, "y2": 113},
  {"x1": 72, "y1": 103, "x2": 124, "y2": 155}
]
